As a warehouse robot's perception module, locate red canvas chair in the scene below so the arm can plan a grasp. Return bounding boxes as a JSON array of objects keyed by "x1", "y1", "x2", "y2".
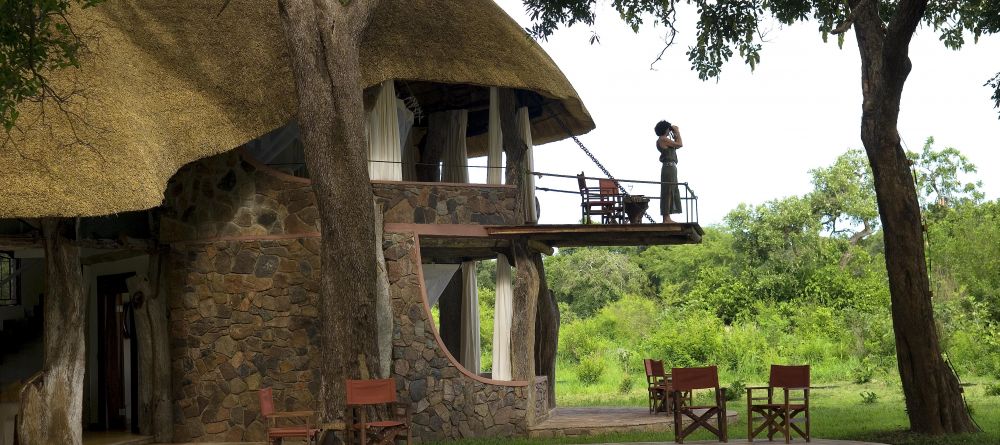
[
  {"x1": 672, "y1": 365, "x2": 727, "y2": 443},
  {"x1": 345, "y1": 379, "x2": 411, "y2": 445},
  {"x1": 644, "y1": 359, "x2": 690, "y2": 414},
  {"x1": 747, "y1": 365, "x2": 811, "y2": 443},
  {"x1": 577, "y1": 173, "x2": 624, "y2": 224},
  {"x1": 258, "y1": 387, "x2": 319, "y2": 444},
  {"x1": 644, "y1": 358, "x2": 669, "y2": 413}
]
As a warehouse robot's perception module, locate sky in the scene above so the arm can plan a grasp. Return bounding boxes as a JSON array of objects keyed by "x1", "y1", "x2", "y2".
[{"x1": 486, "y1": 1, "x2": 1000, "y2": 226}]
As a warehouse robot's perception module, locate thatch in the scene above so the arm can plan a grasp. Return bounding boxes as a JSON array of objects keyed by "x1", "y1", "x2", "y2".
[{"x1": 0, "y1": 0, "x2": 594, "y2": 218}]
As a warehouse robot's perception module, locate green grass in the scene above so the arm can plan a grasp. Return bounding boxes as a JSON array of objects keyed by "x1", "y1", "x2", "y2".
[{"x1": 427, "y1": 371, "x2": 1000, "y2": 445}]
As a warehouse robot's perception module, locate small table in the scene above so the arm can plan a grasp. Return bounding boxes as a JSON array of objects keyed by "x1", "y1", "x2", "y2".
[{"x1": 623, "y1": 195, "x2": 650, "y2": 224}]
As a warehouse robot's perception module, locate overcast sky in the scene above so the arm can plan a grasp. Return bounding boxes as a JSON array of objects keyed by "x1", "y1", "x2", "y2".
[{"x1": 486, "y1": 1, "x2": 1000, "y2": 226}]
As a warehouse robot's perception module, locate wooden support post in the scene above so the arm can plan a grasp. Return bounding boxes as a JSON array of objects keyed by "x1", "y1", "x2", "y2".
[
  {"x1": 418, "y1": 112, "x2": 449, "y2": 182},
  {"x1": 126, "y1": 251, "x2": 173, "y2": 441},
  {"x1": 534, "y1": 253, "x2": 558, "y2": 411},
  {"x1": 510, "y1": 239, "x2": 540, "y2": 425},
  {"x1": 18, "y1": 218, "x2": 86, "y2": 445}
]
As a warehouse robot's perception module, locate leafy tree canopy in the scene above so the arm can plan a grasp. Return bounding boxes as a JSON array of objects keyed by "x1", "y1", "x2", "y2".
[
  {"x1": 521, "y1": 0, "x2": 1000, "y2": 111},
  {"x1": 0, "y1": 0, "x2": 104, "y2": 132}
]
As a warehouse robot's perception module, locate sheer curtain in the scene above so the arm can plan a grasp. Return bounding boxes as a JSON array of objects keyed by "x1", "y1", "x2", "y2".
[
  {"x1": 398, "y1": 98, "x2": 417, "y2": 181},
  {"x1": 487, "y1": 87, "x2": 503, "y2": 185},
  {"x1": 441, "y1": 110, "x2": 469, "y2": 183},
  {"x1": 367, "y1": 80, "x2": 402, "y2": 181},
  {"x1": 492, "y1": 254, "x2": 513, "y2": 380},
  {"x1": 460, "y1": 262, "x2": 481, "y2": 373}
]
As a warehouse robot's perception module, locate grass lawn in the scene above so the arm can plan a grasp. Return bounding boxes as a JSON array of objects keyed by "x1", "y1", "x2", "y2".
[{"x1": 428, "y1": 373, "x2": 1000, "y2": 445}]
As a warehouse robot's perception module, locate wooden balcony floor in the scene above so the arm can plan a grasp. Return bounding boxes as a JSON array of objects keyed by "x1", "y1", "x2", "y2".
[{"x1": 385, "y1": 222, "x2": 703, "y2": 262}]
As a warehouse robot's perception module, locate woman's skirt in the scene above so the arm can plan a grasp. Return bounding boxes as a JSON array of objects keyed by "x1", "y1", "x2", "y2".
[{"x1": 660, "y1": 163, "x2": 682, "y2": 216}]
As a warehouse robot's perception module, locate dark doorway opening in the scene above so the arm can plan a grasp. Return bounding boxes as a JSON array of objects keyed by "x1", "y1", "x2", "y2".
[{"x1": 95, "y1": 271, "x2": 139, "y2": 434}]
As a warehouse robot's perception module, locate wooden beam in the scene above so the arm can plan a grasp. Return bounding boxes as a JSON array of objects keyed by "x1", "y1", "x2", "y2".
[
  {"x1": 81, "y1": 249, "x2": 147, "y2": 266},
  {"x1": 528, "y1": 240, "x2": 554, "y2": 256}
]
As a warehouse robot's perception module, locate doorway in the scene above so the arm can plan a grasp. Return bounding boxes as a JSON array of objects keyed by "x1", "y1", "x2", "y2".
[{"x1": 95, "y1": 272, "x2": 138, "y2": 433}]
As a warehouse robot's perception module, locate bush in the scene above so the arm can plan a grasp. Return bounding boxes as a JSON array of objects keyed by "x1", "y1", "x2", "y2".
[
  {"x1": 985, "y1": 383, "x2": 1000, "y2": 397},
  {"x1": 725, "y1": 380, "x2": 746, "y2": 402},
  {"x1": 577, "y1": 354, "x2": 605, "y2": 385},
  {"x1": 618, "y1": 376, "x2": 635, "y2": 394},
  {"x1": 860, "y1": 391, "x2": 879, "y2": 404},
  {"x1": 852, "y1": 359, "x2": 877, "y2": 384}
]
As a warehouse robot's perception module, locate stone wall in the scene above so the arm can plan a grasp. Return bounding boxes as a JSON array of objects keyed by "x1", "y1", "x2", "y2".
[
  {"x1": 534, "y1": 376, "x2": 549, "y2": 423},
  {"x1": 161, "y1": 149, "x2": 531, "y2": 442},
  {"x1": 385, "y1": 232, "x2": 530, "y2": 440},
  {"x1": 373, "y1": 181, "x2": 517, "y2": 225},
  {"x1": 160, "y1": 150, "x2": 319, "y2": 243},
  {"x1": 166, "y1": 238, "x2": 321, "y2": 442}
]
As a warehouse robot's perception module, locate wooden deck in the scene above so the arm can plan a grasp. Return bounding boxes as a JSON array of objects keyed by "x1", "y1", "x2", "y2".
[
  {"x1": 386, "y1": 222, "x2": 704, "y2": 262},
  {"x1": 487, "y1": 223, "x2": 703, "y2": 247}
]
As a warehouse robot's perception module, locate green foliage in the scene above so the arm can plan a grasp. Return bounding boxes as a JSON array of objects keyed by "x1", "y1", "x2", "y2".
[
  {"x1": 860, "y1": 391, "x2": 879, "y2": 405},
  {"x1": 725, "y1": 380, "x2": 745, "y2": 402},
  {"x1": 577, "y1": 354, "x2": 605, "y2": 385},
  {"x1": 985, "y1": 383, "x2": 1000, "y2": 397},
  {"x1": 1, "y1": 0, "x2": 105, "y2": 131},
  {"x1": 853, "y1": 359, "x2": 877, "y2": 384},
  {"x1": 545, "y1": 247, "x2": 651, "y2": 317},
  {"x1": 908, "y1": 137, "x2": 984, "y2": 218},
  {"x1": 617, "y1": 375, "x2": 634, "y2": 395}
]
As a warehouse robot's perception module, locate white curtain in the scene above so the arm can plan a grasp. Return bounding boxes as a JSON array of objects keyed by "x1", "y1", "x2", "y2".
[
  {"x1": 487, "y1": 87, "x2": 503, "y2": 185},
  {"x1": 441, "y1": 110, "x2": 470, "y2": 183},
  {"x1": 367, "y1": 80, "x2": 402, "y2": 180},
  {"x1": 460, "y1": 261, "x2": 481, "y2": 373},
  {"x1": 398, "y1": 99, "x2": 417, "y2": 181},
  {"x1": 492, "y1": 254, "x2": 513, "y2": 380},
  {"x1": 516, "y1": 107, "x2": 537, "y2": 223},
  {"x1": 421, "y1": 264, "x2": 460, "y2": 307}
]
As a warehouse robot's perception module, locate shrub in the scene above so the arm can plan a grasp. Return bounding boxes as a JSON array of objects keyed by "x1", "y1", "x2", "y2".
[
  {"x1": 860, "y1": 391, "x2": 879, "y2": 404},
  {"x1": 618, "y1": 376, "x2": 635, "y2": 394},
  {"x1": 725, "y1": 380, "x2": 746, "y2": 402},
  {"x1": 577, "y1": 354, "x2": 605, "y2": 385},
  {"x1": 985, "y1": 383, "x2": 1000, "y2": 397},
  {"x1": 852, "y1": 359, "x2": 877, "y2": 384}
]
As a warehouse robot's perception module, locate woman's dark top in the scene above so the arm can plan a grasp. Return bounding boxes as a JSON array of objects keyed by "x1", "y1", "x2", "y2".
[{"x1": 658, "y1": 143, "x2": 678, "y2": 164}]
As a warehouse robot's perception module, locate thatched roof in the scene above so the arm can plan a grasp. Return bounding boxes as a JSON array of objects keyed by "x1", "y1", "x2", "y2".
[{"x1": 0, "y1": 0, "x2": 594, "y2": 218}]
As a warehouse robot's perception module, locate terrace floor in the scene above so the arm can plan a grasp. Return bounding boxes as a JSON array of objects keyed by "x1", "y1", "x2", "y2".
[
  {"x1": 388, "y1": 222, "x2": 704, "y2": 262},
  {"x1": 529, "y1": 407, "x2": 737, "y2": 438}
]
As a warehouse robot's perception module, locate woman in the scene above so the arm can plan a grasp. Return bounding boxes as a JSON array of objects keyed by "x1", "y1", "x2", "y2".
[{"x1": 655, "y1": 120, "x2": 683, "y2": 223}]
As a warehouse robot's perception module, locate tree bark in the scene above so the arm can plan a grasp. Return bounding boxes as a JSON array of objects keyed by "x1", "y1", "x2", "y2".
[
  {"x1": 838, "y1": 220, "x2": 873, "y2": 268},
  {"x1": 852, "y1": 0, "x2": 976, "y2": 434},
  {"x1": 534, "y1": 259, "x2": 558, "y2": 411},
  {"x1": 126, "y1": 251, "x2": 173, "y2": 441},
  {"x1": 278, "y1": 0, "x2": 385, "y2": 421},
  {"x1": 17, "y1": 218, "x2": 86, "y2": 445},
  {"x1": 499, "y1": 88, "x2": 528, "y2": 217},
  {"x1": 509, "y1": 240, "x2": 540, "y2": 424}
]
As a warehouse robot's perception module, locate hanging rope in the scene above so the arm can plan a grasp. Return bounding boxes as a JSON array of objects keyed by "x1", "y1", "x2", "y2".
[{"x1": 550, "y1": 112, "x2": 657, "y2": 223}]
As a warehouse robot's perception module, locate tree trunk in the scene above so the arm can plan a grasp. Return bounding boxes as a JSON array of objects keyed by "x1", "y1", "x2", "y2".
[
  {"x1": 509, "y1": 240, "x2": 540, "y2": 424},
  {"x1": 17, "y1": 218, "x2": 86, "y2": 445},
  {"x1": 126, "y1": 251, "x2": 173, "y2": 441},
  {"x1": 278, "y1": 0, "x2": 385, "y2": 421},
  {"x1": 533, "y1": 258, "x2": 558, "y2": 410},
  {"x1": 852, "y1": 0, "x2": 976, "y2": 433}
]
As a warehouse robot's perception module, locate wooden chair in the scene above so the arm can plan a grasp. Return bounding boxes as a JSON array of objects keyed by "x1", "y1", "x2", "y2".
[
  {"x1": 258, "y1": 387, "x2": 319, "y2": 445},
  {"x1": 672, "y1": 365, "x2": 727, "y2": 443},
  {"x1": 747, "y1": 365, "x2": 811, "y2": 443},
  {"x1": 577, "y1": 173, "x2": 623, "y2": 224},
  {"x1": 345, "y1": 379, "x2": 411, "y2": 445},
  {"x1": 644, "y1": 359, "x2": 668, "y2": 413},
  {"x1": 645, "y1": 359, "x2": 693, "y2": 414}
]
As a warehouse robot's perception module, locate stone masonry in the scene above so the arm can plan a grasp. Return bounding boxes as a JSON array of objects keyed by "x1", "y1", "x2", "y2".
[
  {"x1": 385, "y1": 232, "x2": 529, "y2": 440},
  {"x1": 160, "y1": 149, "x2": 532, "y2": 442},
  {"x1": 373, "y1": 181, "x2": 518, "y2": 225}
]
